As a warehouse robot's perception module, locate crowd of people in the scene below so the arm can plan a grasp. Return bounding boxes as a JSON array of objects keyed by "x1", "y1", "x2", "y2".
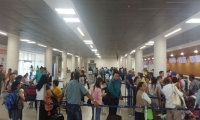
[{"x1": 1, "y1": 63, "x2": 200, "y2": 120}]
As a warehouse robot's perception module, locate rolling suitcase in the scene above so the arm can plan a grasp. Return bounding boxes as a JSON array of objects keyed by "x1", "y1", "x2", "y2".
[{"x1": 106, "y1": 114, "x2": 122, "y2": 120}]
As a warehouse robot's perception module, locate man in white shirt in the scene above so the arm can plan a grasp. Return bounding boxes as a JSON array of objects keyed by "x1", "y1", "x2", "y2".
[
  {"x1": 163, "y1": 78, "x2": 183, "y2": 120},
  {"x1": 178, "y1": 74, "x2": 185, "y2": 91}
]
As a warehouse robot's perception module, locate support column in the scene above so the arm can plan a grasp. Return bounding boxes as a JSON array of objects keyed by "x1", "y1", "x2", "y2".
[
  {"x1": 55, "y1": 56, "x2": 59, "y2": 74},
  {"x1": 45, "y1": 47, "x2": 53, "y2": 74},
  {"x1": 154, "y1": 37, "x2": 166, "y2": 77},
  {"x1": 77, "y1": 57, "x2": 80, "y2": 69},
  {"x1": 135, "y1": 49, "x2": 143, "y2": 74},
  {"x1": 61, "y1": 52, "x2": 67, "y2": 79},
  {"x1": 119, "y1": 58, "x2": 122, "y2": 68},
  {"x1": 127, "y1": 54, "x2": 132, "y2": 71},
  {"x1": 122, "y1": 57, "x2": 126, "y2": 68},
  {"x1": 6, "y1": 34, "x2": 20, "y2": 71},
  {"x1": 71, "y1": 55, "x2": 75, "y2": 72}
]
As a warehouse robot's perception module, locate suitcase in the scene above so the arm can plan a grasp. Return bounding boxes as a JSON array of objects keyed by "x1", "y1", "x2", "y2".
[{"x1": 106, "y1": 114, "x2": 122, "y2": 120}]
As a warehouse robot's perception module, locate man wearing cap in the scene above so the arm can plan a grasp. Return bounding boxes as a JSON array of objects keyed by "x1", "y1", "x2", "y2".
[
  {"x1": 30, "y1": 66, "x2": 44, "y2": 83},
  {"x1": 189, "y1": 74, "x2": 200, "y2": 95}
]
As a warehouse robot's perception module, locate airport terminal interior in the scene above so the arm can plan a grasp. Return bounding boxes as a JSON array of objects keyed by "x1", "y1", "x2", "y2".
[{"x1": 1, "y1": 0, "x2": 200, "y2": 120}]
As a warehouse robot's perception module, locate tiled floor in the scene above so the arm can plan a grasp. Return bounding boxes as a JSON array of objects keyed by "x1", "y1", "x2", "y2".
[{"x1": 0, "y1": 74, "x2": 135, "y2": 120}]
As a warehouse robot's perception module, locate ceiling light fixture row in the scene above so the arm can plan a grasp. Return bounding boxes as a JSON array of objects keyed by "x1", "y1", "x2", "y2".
[
  {"x1": 0, "y1": 31, "x2": 7, "y2": 36},
  {"x1": 140, "y1": 46, "x2": 146, "y2": 49},
  {"x1": 130, "y1": 50, "x2": 136, "y2": 54}
]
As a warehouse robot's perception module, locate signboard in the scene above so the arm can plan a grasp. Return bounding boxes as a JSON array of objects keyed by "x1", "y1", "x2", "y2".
[
  {"x1": 190, "y1": 56, "x2": 196, "y2": 63},
  {"x1": 169, "y1": 58, "x2": 176, "y2": 63},
  {"x1": 195, "y1": 55, "x2": 200, "y2": 62},
  {"x1": 178, "y1": 57, "x2": 187, "y2": 63}
]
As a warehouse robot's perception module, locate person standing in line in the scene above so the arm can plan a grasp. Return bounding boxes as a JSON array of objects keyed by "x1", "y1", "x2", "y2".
[
  {"x1": 5, "y1": 68, "x2": 12, "y2": 81},
  {"x1": 126, "y1": 70, "x2": 134, "y2": 106},
  {"x1": 13, "y1": 70, "x2": 18, "y2": 77},
  {"x1": 135, "y1": 82, "x2": 151, "y2": 120},
  {"x1": 91, "y1": 78, "x2": 105, "y2": 120},
  {"x1": 189, "y1": 74, "x2": 200, "y2": 96},
  {"x1": 159, "y1": 71, "x2": 164, "y2": 79},
  {"x1": 64, "y1": 71, "x2": 99, "y2": 120},
  {"x1": 108, "y1": 71, "x2": 123, "y2": 115},
  {"x1": 11, "y1": 80, "x2": 25, "y2": 120},
  {"x1": 0, "y1": 65, "x2": 5, "y2": 95},
  {"x1": 163, "y1": 78, "x2": 183, "y2": 120},
  {"x1": 178, "y1": 74, "x2": 185, "y2": 92}
]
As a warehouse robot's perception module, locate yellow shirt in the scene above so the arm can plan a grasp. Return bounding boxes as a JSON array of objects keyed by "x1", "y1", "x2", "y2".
[
  {"x1": 141, "y1": 77, "x2": 146, "y2": 82},
  {"x1": 52, "y1": 86, "x2": 62, "y2": 102}
]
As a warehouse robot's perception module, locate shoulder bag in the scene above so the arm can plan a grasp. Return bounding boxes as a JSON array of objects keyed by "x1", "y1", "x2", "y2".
[
  {"x1": 172, "y1": 84, "x2": 186, "y2": 108},
  {"x1": 142, "y1": 93, "x2": 153, "y2": 120},
  {"x1": 102, "y1": 81, "x2": 114, "y2": 105}
]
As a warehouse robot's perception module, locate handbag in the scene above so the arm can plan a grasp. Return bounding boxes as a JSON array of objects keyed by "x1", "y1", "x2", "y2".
[
  {"x1": 172, "y1": 84, "x2": 186, "y2": 108},
  {"x1": 102, "y1": 81, "x2": 114, "y2": 105},
  {"x1": 142, "y1": 93, "x2": 153, "y2": 120},
  {"x1": 43, "y1": 84, "x2": 53, "y2": 116}
]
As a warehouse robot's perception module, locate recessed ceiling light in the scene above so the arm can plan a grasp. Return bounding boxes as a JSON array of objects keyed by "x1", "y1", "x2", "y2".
[
  {"x1": 77, "y1": 27, "x2": 84, "y2": 36},
  {"x1": 91, "y1": 49, "x2": 97, "y2": 52},
  {"x1": 170, "y1": 54, "x2": 174, "y2": 57},
  {"x1": 186, "y1": 18, "x2": 200, "y2": 23},
  {"x1": 130, "y1": 50, "x2": 136, "y2": 54},
  {"x1": 194, "y1": 50, "x2": 198, "y2": 53},
  {"x1": 145, "y1": 59, "x2": 146, "y2": 60},
  {"x1": 180, "y1": 52, "x2": 184, "y2": 55},
  {"x1": 90, "y1": 45, "x2": 93, "y2": 48},
  {"x1": 63, "y1": 18, "x2": 80, "y2": 22},
  {"x1": 27, "y1": 41, "x2": 36, "y2": 44},
  {"x1": 148, "y1": 58, "x2": 150, "y2": 60},
  {"x1": 140, "y1": 46, "x2": 146, "y2": 49},
  {"x1": 20, "y1": 39, "x2": 30, "y2": 42},
  {"x1": 55, "y1": 8, "x2": 76, "y2": 14},
  {"x1": 164, "y1": 28, "x2": 182, "y2": 37},
  {"x1": 125, "y1": 54, "x2": 127, "y2": 57},
  {"x1": 38, "y1": 44, "x2": 46, "y2": 47},
  {"x1": 152, "y1": 57, "x2": 154, "y2": 59},
  {"x1": 0, "y1": 31, "x2": 7, "y2": 36}
]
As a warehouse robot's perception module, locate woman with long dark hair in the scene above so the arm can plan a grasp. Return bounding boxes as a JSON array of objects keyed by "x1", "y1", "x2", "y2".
[
  {"x1": 11, "y1": 80, "x2": 25, "y2": 120},
  {"x1": 91, "y1": 78, "x2": 104, "y2": 120},
  {"x1": 35, "y1": 74, "x2": 53, "y2": 120},
  {"x1": 135, "y1": 82, "x2": 151, "y2": 120}
]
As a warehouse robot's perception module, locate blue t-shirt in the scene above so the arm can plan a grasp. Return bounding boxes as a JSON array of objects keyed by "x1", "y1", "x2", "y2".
[{"x1": 126, "y1": 75, "x2": 134, "y2": 89}]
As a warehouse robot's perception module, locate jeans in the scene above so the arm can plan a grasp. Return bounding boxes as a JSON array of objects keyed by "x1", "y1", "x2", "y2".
[
  {"x1": 127, "y1": 88, "x2": 134, "y2": 106},
  {"x1": 66, "y1": 105, "x2": 82, "y2": 120},
  {"x1": 109, "y1": 98, "x2": 119, "y2": 115},
  {"x1": 8, "y1": 110, "x2": 12, "y2": 119},
  {"x1": 12, "y1": 109, "x2": 22, "y2": 120},
  {"x1": 92, "y1": 107, "x2": 101, "y2": 120}
]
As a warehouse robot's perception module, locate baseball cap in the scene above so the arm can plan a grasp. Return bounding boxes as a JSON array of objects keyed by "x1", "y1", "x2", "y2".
[{"x1": 171, "y1": 71, "x2": 177, "y2": 75}]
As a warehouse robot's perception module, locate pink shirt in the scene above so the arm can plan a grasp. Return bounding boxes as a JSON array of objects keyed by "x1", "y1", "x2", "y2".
[{"x1": 91, "y1": 86, "x2": 102, "y2": 104}]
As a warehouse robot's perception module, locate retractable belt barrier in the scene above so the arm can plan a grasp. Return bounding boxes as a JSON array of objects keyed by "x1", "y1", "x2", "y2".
[{"x1": 43, "y1": 102, "x2": 200, "y2": 111}]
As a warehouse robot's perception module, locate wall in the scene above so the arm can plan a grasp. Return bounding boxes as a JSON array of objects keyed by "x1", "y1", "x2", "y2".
[
  {"x1": 87, "y1": 58, "x2": 119, "y2": 69},
  {"x1": 132, "y1": 58, "x2": 135, "y2": 70},
  {"x1": 167, "y1": 58, "x2": 200, "y2": 76}
]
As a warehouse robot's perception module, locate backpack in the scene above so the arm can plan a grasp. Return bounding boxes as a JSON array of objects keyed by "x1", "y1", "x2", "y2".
[
  {"x1": 5, "y1": 89, "x2": 19, "y2": 110},
  {"x1": 44, "y1": 96, "x2": 53, "y2": 116}
]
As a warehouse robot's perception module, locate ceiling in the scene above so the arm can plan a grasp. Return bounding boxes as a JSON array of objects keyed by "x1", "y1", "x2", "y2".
[
  {"x1": 0, "y1": 0, "x2": 200, "y2": 59},
  {"x1": 72, "y1": 0, "x2": 200, "y2": 57},
  {"x1": 0, "y1": 0, "x2": 95, "y2": 57}
]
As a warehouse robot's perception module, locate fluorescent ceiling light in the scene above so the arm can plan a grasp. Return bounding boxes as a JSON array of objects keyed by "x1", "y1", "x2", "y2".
[
  {"x1": 27, "y1": 41, "x2": 36, "y2": 44},
  {"x1": 145, "y1": 43, "x2": 154, "y2": 45},
  {"x1": 77, "y1": 27, "x2": 84, "y2": 36},
  {"x1": 63, "y1": 18, "x2": 80, "y2": 22},
  {"x1": 83, "y1": 40, "x2": 92, "y2": 43},
  {"x1": 38, "y1": 44, "x2": 46, "y2": 47},
  {"x1": 125, "y1": 54, "x2": 127, "y2": 57},
  {"x1": 186, "y1": 18, "x2": 200, "y2": 23},
  {"x1": 130, "y1": 50, "x2": 136, "y2": 54},
  {"x1": 20, "y1": 39, "x2": 30, "y2": 42},
  {"x1": 90, "y1": 45, "x2": 93, "y2": 48},
  {"x1": 148, "y1": 41, "x2": 154, "y2": 44},
  {"x1": 140, "y1": 46, "x2": 146, "y2": 49},
  {"x1": 180, "y1": 52, "x2": 184, "y2": 55},
  {"x1": 85, "y1": 42, "x2": 93, "y2": 45},
  {"x1": 67, "y1": 53, "x2": 72, "y2": 55},
  {"x1": 75, "y1": 55, "x2": 79, "y2": 57},
  {"x1": 170, "y1": 54, "x2": 174, "y2": 57},
  {"x1": 164, "y1": 28, "x2": 182, "y2": 37},
  {"x1": 91, "y1": 49, "x2": 97, "y2": 52},
  {"x1": 55, "y1": 8, "x2": 76, "y2": 14},
  {"x1": 194, "y1": 50, "x2": 198, "y2": 53},
  {"x1": 0, "y1": 31, "x2": 7, "y2": 36},
  {"x1": 53, "y1": 48, "x2": 58, "y2": 51},
  {"x1": 96, "y1": 54, "x2": 100, "y2": 56}
]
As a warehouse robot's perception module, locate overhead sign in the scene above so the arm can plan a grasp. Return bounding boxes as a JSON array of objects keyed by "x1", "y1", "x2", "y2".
[
  {"x1": 178, "y1": 57, "x2": 187, "y2": 63},
  {"x1": 169, "y1": 58, "x2": 176, "y2": 63}
]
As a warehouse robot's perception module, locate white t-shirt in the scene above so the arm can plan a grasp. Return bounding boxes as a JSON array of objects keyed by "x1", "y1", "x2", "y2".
[
  {"x1": 180, "y1": 79, "x2": 186, "y2": 91},
  {"x1": 36, "y1": 85, "x2": 44, "y2": 100},
  {"x1": 105, "y1": 74, "x2": 109, "y2": 80},
  {"x1": 163, "y1": 84, "x2": 183, "y2": 108}
]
